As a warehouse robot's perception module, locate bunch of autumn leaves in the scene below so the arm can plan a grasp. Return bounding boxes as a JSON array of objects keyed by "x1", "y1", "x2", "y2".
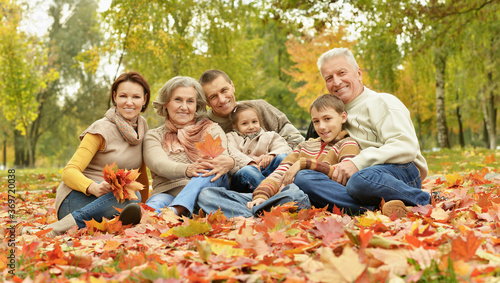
[{"x1": 103, "y1": 134, "x2": 225, "y2": 203}]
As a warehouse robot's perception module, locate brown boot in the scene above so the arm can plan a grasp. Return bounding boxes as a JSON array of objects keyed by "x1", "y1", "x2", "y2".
[
  {"x1": 382, "y1": 200, "x2": 410, "y2": 218},
  {"x1": 119, "y1": 203, "x2": 142, "y2": 226}
]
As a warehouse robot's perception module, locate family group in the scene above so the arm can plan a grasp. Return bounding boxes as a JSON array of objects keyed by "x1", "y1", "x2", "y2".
[{"x1": 30, "y1": 48, "x2": 431, "y2": 237}]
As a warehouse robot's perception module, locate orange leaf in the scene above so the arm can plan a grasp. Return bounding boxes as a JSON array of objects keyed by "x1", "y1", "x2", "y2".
[
  {"x1": 84, "y1": 218, "x2": 108, "y2": 232},
  {"x1": 449, "y1": 232, "x2": 482, "y2": 261},
  {"x1": 484, "y1": 154, "x2": 495, "y2": 164},
  {"x1": 196, "y1": 133, "x2": 225, "y2": 158},
  {"x1": 103, "y1": 240, "x2": 122, "y2": 251},
  {"x1": 66, "y1": 253, "x2": 92, "y2": 269},
  {"x1": 103, "y1": 163, "x2": 143, "y2": 203}
]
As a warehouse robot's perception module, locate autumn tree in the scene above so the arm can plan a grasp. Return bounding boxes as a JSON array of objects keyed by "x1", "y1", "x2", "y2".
[
  {"x1": 285, "y1": 26, "x2": 359, "y2": 110},
  {"x1": 351, "y1": 0, "x2": 499, "y2": 149},
  {"x1": 0, "y1": 0, "x2": 59, "y2": 167}
]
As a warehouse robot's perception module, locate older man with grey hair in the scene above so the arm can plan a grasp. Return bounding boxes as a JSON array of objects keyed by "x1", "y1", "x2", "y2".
[{"x1": 300, "y1": 48, "x2": 431, "y2": 217}]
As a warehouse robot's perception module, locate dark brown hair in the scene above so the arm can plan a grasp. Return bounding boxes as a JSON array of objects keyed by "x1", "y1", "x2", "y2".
[
  {"x1": 230, "y1": 102, "x2": 262, "y2": 128},
  {"x1": 111, "y1": 71, "x2": 151, "y2": 112},
  {"x1": 310, "y1": 94, "x2": 345, "y2": 114},
  {"x1": 198, "y1": 69, "x2": 232, "y2": 86}
]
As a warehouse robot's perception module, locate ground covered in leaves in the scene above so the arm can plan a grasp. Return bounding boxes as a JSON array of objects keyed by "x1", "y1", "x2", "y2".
[{"x1": 1, "y1": 151, "x2": 500, "y2": 282}]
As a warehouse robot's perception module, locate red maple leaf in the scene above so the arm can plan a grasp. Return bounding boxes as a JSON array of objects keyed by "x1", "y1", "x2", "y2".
[
  {"x1": 103, "y1": 162, "x2": 144, "y2": 203},
  {"x1": 196, "y1": 133, "x2": 225, "y2": 158}
]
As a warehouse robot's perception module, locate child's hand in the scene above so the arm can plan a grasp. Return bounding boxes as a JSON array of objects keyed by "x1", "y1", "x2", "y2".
[
  {"x1": 247, "y1": 198, "x2": 265, "y2": 209},
  {"x1": 282, "y1": 161, "x2": 300, "y2": 186},
  {"x1": 258, "y1": 154, "x2": 275, "y2": 169}
]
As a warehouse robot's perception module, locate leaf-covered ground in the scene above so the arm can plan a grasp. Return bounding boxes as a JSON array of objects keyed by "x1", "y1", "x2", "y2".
[{"x1": 1, "y1": 151, "x2": 500, "y2": 282}]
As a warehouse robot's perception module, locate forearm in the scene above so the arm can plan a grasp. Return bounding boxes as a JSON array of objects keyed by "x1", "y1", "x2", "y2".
[{"x1": 61, "y1": 133, "x2": 103, "y2": 194}]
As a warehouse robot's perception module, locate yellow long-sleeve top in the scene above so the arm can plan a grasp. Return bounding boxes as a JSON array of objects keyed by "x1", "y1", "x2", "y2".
[
  {"x1": 61, "y1": 133, "x2": 149, "y2": 202},
  {"x1": 253, "y1": 130, "x2": 360, "y2": 201}
]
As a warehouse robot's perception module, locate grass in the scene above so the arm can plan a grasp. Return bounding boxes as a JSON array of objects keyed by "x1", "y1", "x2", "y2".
[
  {"x1": 422, "y1": 147, "x2": 499, "y2": 175},
  {"x1": 1, "y1": 148, "x2": 498, "y2": 193}
]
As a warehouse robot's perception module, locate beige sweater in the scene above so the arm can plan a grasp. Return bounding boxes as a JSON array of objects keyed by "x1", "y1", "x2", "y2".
[
  {"x1": 226, "y1": 130, "x2": 292, "y2": 171},
  {"x1": 55, "y1": 117, "x2": 146, "y2": 216},
  {"x1": 345, "y1": 88, "x2": 428, "y2": 180},
  {"x1": 143, "y1": 121, "x2": 232, "y2": 197},
  {"x1": 207, "y1": 99, "x2": 304, "y2": 149}
]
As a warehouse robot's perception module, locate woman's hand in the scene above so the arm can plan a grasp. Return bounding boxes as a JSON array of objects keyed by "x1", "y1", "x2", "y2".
[
  {"x1": 256, "y1": 154, "x2": 274, "y2": 169},
  {"x1": 185, "y1": 160, "x2": 210, "y2": 178},
  {"x1": 282, "y1": 161, "x2": 300, "y2": 186},
  {"x1": 87, "y1": 181, "x2": 112, "y2": 197},
  {"x1": 247, "y1": 198, "x2": 265, "y2": 209},
  {"x1": 200, "y1": 155, "x2": 235, "y2": 182}
]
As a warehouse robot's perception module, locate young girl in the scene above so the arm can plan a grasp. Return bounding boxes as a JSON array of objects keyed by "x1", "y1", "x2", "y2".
[{"x1": 226, "y1": 102, "x2": 292, "y2": 193}]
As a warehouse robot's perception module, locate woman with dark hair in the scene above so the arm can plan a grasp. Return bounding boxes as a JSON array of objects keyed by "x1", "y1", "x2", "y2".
[{"x1": 32, "y1": 71, "x2": 151, "y2": 237}]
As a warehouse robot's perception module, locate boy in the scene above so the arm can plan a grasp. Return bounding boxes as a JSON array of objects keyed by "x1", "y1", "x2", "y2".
[{"x1": 247, "y1": 94, "x2": 360, "y2": 209}]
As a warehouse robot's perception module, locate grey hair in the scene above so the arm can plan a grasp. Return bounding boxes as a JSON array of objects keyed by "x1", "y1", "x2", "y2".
[
  {"x1": 317, "y1": 48, "x2": 359, "y2": 72},
  {"x1": 153, "y1": 76, "x2": 207, "y2": 118}
]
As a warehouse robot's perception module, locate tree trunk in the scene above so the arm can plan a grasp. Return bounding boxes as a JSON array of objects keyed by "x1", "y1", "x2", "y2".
[
  {"x1": 14, "y1": 130, "x2": 27, "y2": 167},
  {"x1": 434, "y1": 47, "x2": 450, "y2": 148},
  {"x1": 485, "y1": 71, "x2": 497, "y2": 149},
  {"x1": 455, "y1": 91, "x2": 464, "y2": 147},
  {"x1": 482, "y1": 120, "x2": 489, "y2": 148},
  {"x1": 3, "y1": 135, "x2": 6, "y2": 168}
]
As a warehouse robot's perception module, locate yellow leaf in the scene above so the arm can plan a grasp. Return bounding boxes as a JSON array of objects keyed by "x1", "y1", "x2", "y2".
[{"x1": 444, "y1": 172, "x2": 462, "y2": 186}]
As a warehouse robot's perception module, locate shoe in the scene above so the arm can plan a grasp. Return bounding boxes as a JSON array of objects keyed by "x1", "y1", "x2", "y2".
[
  {"x1": 382, "y1": 200, "x2": 410, "y2": 218},
  {"x1": 119, "y1": 203, "x2": 142, "y2": 226}
]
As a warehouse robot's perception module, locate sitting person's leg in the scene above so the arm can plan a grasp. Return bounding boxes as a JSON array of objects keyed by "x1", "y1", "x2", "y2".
[
  {"x1": 42, "y1": 190, "x2": 141, "y2": 237},
  {"x1": 69, "y1": 191, "x2": 142, "y2": 228},
  {"x1": 145, "y1": 192, "x2": 175, "y2": 214},
  {"x1": 294, "y1": 170, "x2": 373, "y2": 215},
  {"x1": 230, "y1": 165, "x2": 265, "y2": 193},
  {"x1": 170, "y1": 174, "x2": 229, "y2": 216},
  {"x1": 252, "y1": 183, "x2": 311, "y2": 215},
  {"x1": 346, "y1": 162, "x2": 431, "y2": 207},
  {"x1": 197, "y1": 187, "x2": 253, "y2": 218}
]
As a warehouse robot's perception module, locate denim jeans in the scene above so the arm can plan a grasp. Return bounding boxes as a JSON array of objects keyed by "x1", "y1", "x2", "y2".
[
  {"x1": 58, "y1": 190, "x2": 141, "y2": 229},
  {"x1": 146, "y1": 174, "x2": 229, "y2": 214},
  {"x1": 294, "y1": 162, "x2": 431, "y2": 215},
  {"x1": 197, "y1": 183, "x2": 311, "y2": 218},
  {"x1": 230, "y1": 154, "x2": 287, "y2": 193}
]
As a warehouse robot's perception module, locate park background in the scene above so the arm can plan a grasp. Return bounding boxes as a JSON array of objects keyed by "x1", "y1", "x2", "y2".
[{"x1": 0, "y1": 0, "x2": 498, "y2": 169}]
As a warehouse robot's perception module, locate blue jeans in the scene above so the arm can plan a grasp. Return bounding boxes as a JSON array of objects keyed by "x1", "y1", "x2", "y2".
[
  {"x1": 230, "y1": 154, "x2": 287, "y2": 193},
  {"x1": 146, "y1": 174, "x2": 229, "y2": 214},
  {"x1": 197, "y1": 183, "x2": 311, "y2": 217},
  {"x1": 58, "y1": 190, "x2": 141, "y2": 229},
  {"x1": 294, "y1": 162, "x2": 431, "y2": 215}
]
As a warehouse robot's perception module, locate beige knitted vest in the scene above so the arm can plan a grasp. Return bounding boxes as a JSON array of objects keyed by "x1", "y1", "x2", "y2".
[{"x1": 54, "y1": 118, "x2": 144, "y2": 217}]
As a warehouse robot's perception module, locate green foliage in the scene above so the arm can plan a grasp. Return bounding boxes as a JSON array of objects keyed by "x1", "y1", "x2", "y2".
[{"x1": 2, "y1": 0, "x2": 499, "y2": 166}]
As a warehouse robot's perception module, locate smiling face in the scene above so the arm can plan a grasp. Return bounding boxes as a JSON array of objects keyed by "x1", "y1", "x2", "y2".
[
  {"x1": 202, "y1": 75, "x2": 237, "y2": 118},
  {"x1": 113, "y1": 81, "x2": 146, "y2": 120},
  {"x1": 311, "y1": 106, "x2": 347, "y2": 144},
  {"x1": 320, "y1": 56, "x2": 364, "y2": 104},
  {"x1": 165, "y1": 86, "x2": 197, "y2": 126},
  {"x1": 234, "y1": 108, "x2": 261, "y2": 135}
]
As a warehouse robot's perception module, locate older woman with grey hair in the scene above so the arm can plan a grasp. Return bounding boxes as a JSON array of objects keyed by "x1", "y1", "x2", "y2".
[{"x1": 143, "y1": 76, "x2": 234, "y2": 216}]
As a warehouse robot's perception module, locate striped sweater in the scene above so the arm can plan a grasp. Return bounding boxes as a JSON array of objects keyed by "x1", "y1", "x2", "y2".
[{"x1": 253, "y1": 130, "x2": 360, "y2": 201}]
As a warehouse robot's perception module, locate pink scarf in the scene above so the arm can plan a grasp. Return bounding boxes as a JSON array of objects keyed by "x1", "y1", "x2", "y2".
[
  {"x1": 162, "y1": 118, "x2": 214, "y2": 162},
  {"x1": 105, "y1": 107, "x2": 146, "y2": 145}
]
